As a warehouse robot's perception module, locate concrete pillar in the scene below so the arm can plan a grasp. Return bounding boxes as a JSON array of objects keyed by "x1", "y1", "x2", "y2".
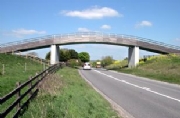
[
  {"x1": 128, "y1": 46, "x2": 139, "y2": 68},
  {"x1": 50, "y1": 45, "x2": 60, "y2": 65}
]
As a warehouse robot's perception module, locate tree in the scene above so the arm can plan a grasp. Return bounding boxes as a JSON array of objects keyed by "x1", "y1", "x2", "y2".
[
  {"x1": 60, "y1": 49, "x2": 70, "y2": 62},
  {"x1": 45, "y1": 49, "x2": 79, "y2": 62},
  {"x1": 101, "y1": 56, "x2": 114, "y2": 66},
  {"x1": 45, "y1": 52, "x2": 50, "y2": 60},
  {"x1": 78, "y1": 52, "x2": 90, "y2": 62},
  {"x1": 69, "y1": 49, "x2": 78, "y2": 59}
]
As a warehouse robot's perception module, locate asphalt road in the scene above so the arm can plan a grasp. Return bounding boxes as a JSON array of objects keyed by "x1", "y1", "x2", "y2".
[{"x1": 79, "y1": 68, "x2": 180, "y2": 118}]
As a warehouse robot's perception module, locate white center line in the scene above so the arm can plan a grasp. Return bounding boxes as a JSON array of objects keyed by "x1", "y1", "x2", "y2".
[{"x1": 93, "y1": 70, "x2": 180, "y2": 103}]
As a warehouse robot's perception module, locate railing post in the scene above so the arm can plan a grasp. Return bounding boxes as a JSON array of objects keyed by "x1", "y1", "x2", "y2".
[
  {"x1": 16, "y1": 82, "x2": 21, "y2": 111},
  {"x1": 42, "y1": 71, "x2": 45, "y2": 80},
  {"x1": 29, "y1": 77, "x2": 32, "y2": 97},
  {"x1": 2, "y1": 64, "x2": 5, "y2": 75},
  {"x1": 35, "y1": 73, "x2": 40, "y2": 89},
  {"x1": 43, "y1": 63, "x2": 46, "y2": 70},
  {"x1": 46, "y1": 70, "x2": 48, "y2": 76},
  {"x1": 24, "y1": 63, "x2": 27, "y2": 72}
]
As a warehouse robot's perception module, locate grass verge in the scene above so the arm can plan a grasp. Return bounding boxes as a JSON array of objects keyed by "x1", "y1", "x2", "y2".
[
  {"x1": 21, "y1": 67, "x2": 120, "y2": 118},
  {"x1": 0, "y1": 53, "x2": 44, "y2": 96},
  {"x1": 109, "y1": 54, "x2": 180, "y2": 85},
  {"x1": 0, "y1": 53, "x2": 45, "y2": 117}
]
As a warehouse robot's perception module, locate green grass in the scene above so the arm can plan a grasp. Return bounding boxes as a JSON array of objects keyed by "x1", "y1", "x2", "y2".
[
  {"x1": 110, "y1": 54, "x2": 180, "y2": 85},
  {"x1": 21, "y1": 67, "x2": 120, "y2": 118},
  {"x1": 0, "y1": 53, "x2": 44, "y2": 96},
  {"x1": 0, "y1": 53, "x2": 45, "y2": 117}
]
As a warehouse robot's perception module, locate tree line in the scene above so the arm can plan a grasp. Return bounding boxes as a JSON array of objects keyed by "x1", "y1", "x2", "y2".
[
  {"x1": 45, "y1": 48, "x2": 119, "y2": 68},
  {"x1": 45, "y1": 49, "x2": 90, "y2": 63}
]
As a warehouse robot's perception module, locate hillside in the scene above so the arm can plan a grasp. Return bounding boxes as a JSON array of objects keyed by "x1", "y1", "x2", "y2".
[
  {"x1": 108, "y1": 54, "x2": 180, "y2": 85},
  {"x1": 0, "y1": 53, "x2": 44, "y2": 97}
]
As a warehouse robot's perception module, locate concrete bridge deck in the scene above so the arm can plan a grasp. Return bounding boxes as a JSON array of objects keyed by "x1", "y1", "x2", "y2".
[
  {"x1": 0, "y1": 32, "x2": 180, "y2": 54},
  {"x1": 1, "y1": 32, "x2": 180, "y2": 67}
]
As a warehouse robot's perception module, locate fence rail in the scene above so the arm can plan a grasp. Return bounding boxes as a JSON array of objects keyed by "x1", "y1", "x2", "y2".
[
  {"x1": 0, "y1": 32, "x2": 180, "y2": 51},
  {"x1": 20, "y1": 54, "x2": 50, "y2": 66},
  {"x1": 0, "y1": 63, "x2": 61, "y2": 118}
]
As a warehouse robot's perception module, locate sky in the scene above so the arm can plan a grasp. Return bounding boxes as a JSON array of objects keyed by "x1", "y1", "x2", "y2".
[{"x1": 0, "y1": 0, "x2": 180, "y2": 60}]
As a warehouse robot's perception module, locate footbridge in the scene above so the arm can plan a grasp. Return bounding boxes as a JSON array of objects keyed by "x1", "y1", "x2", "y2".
[{"x1": 1, "y1": 32, "x2": 180, "y2": 67}]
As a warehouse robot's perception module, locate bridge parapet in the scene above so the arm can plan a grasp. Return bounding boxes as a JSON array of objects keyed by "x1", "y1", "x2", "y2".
[{"x1": 0, "y1": 32, "x2": 180, "y2": 53}]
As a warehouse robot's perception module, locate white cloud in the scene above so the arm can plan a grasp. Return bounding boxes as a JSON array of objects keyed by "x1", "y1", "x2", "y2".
[
  {"x1": 174, "y1": 38, "x2": 180, "y2": 46},
  {"x1": 135, "y1": 20, "x2": 152, "y2": 28},
  {"x1": 78, "y1": 28, "x2": 90, "y2": 32},
  {"x1": 101, "y1": 25, "x2": 111, "y2": 29},
  {"x1": 61, "y1": 6, "x2": 122, "y2": 19},
  {"x1": 12, "y1": 28, "x2": 46, "y2": 36},
  {"x1": 12, "y1": 29, "x2": 45, "y2": 35},
  {"x1": 175, "y1": 38, "x2": 180, "y2": 41}
]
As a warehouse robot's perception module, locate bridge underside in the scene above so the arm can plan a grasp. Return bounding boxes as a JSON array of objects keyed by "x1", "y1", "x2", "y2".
[
  {"x1": 50, "y1": 44, "x2": 139, "y2": 67},
  {"x1": 1, "y1": 32, "x2": 180, "y2": 67}
]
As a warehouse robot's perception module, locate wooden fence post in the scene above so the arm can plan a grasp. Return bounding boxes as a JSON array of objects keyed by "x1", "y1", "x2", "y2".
[
  {"x1": 16, "y1": 82, "x2": 21, "y2": 111},
  {"x1": 43, "y1": 63, "x2": 46, "y2": 70},
  {"x1": 46, "y1": 70, "x2": 48, "y2": 76},
  {"x1": 35, "y1": 73, "x2": 40, "y2": 89},
  {"x1": 19, "y1": 51, "x2": 21, "y2": 56},
  {"x1": 2, "y1": 64, "x2": 5, "y2": 75},
  {"x1": 25, "y1": 63, "x2": 27, "y2": 72},
  {"x1": 29, "y1": 77, "x2": 32, "y2": 97}
]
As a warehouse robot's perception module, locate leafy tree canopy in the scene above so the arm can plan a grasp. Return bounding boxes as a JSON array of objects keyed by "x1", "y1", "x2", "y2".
[
  {"x1": 60, "y1": 49, "x2": 70, "y2": 62},
  {"x1": 45, "y1": 48, "x2": 79, "y2": 62},
  {"x1": 101, "y1": 56, "x2": 114, "y2": 66},
  {"x1": 69, "y1": 49, "x2": 78, "y2": 59},
  {"x1": 78, "y1": 52, "x2": 90, "y2": 62}
]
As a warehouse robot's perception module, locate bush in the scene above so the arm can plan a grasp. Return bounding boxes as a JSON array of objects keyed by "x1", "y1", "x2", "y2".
[
  {"x1": 101, "y1": 56, "x2": 114, "y2": 66},
  {"x1": 67, "y1": 59, "x2": 79, "y2": 68},
  {"x1": 106, "y1": 60, "x2": 128, "y2": 70}
]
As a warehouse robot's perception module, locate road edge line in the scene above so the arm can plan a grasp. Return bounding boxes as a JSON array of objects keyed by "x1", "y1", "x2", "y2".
[
  {"x1": 78, "y1": 70, "x2": 135, "y2": 118},
  {"x1": 109, "y1": 70, "x2": 180, "y2": 88}
]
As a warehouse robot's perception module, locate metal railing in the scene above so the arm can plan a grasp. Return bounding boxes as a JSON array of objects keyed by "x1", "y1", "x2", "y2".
[{"x1": 0, "y1": 32, "x2": 180, "y2": 50}]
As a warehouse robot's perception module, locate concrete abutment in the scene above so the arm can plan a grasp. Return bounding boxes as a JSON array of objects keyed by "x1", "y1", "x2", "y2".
[
  {"x1": 128, "y1": 46, "x2": 139, "y2": 68},
  {"x1": 50, "y1": 45, "x2": 60, "y2": 65}
]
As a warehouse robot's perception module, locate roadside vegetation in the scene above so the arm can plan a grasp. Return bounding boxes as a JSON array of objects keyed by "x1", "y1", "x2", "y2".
[
  {"x1": 0, "y1": 53, "x2": 45, "y2": 117},
  {"x1": 0, "y1": 53, "x2": 43, "y2": 97},
  {"x1": 45, "y1": 49, "x2": 90, "y2": 64},
  {"x1": 22, "y1": 67, "x2": 120, "y2": 118},
  {"x1": 106, "y1": 54, "x2": 180, "y2": 85},
  {"x1": 106, "y1": 59, "x2": 128, "y2": 70}
]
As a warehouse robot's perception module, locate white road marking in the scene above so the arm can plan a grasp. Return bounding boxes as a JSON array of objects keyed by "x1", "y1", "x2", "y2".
[{"x1": 93, "y1": 70, "x2": 180, "y2": 103}]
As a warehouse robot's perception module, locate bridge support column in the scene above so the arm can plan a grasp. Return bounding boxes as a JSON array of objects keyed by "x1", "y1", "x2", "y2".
[
  {"x1": 128, "y1": 46, "x2": 139, "y2": 68},
  {"x1": 50, "y1": 45, "x2": 60, "y2": 65}
]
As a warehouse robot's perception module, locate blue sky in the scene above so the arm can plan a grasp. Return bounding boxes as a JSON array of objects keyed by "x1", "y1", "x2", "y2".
[{"x1": 1, "y1": 0, "x2": 180, "y2": 60}]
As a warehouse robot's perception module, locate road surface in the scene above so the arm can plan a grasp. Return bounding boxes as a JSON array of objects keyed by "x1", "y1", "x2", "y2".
[{"x1": 79, "y1": 68, "x2": 180, "y2": 118}]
